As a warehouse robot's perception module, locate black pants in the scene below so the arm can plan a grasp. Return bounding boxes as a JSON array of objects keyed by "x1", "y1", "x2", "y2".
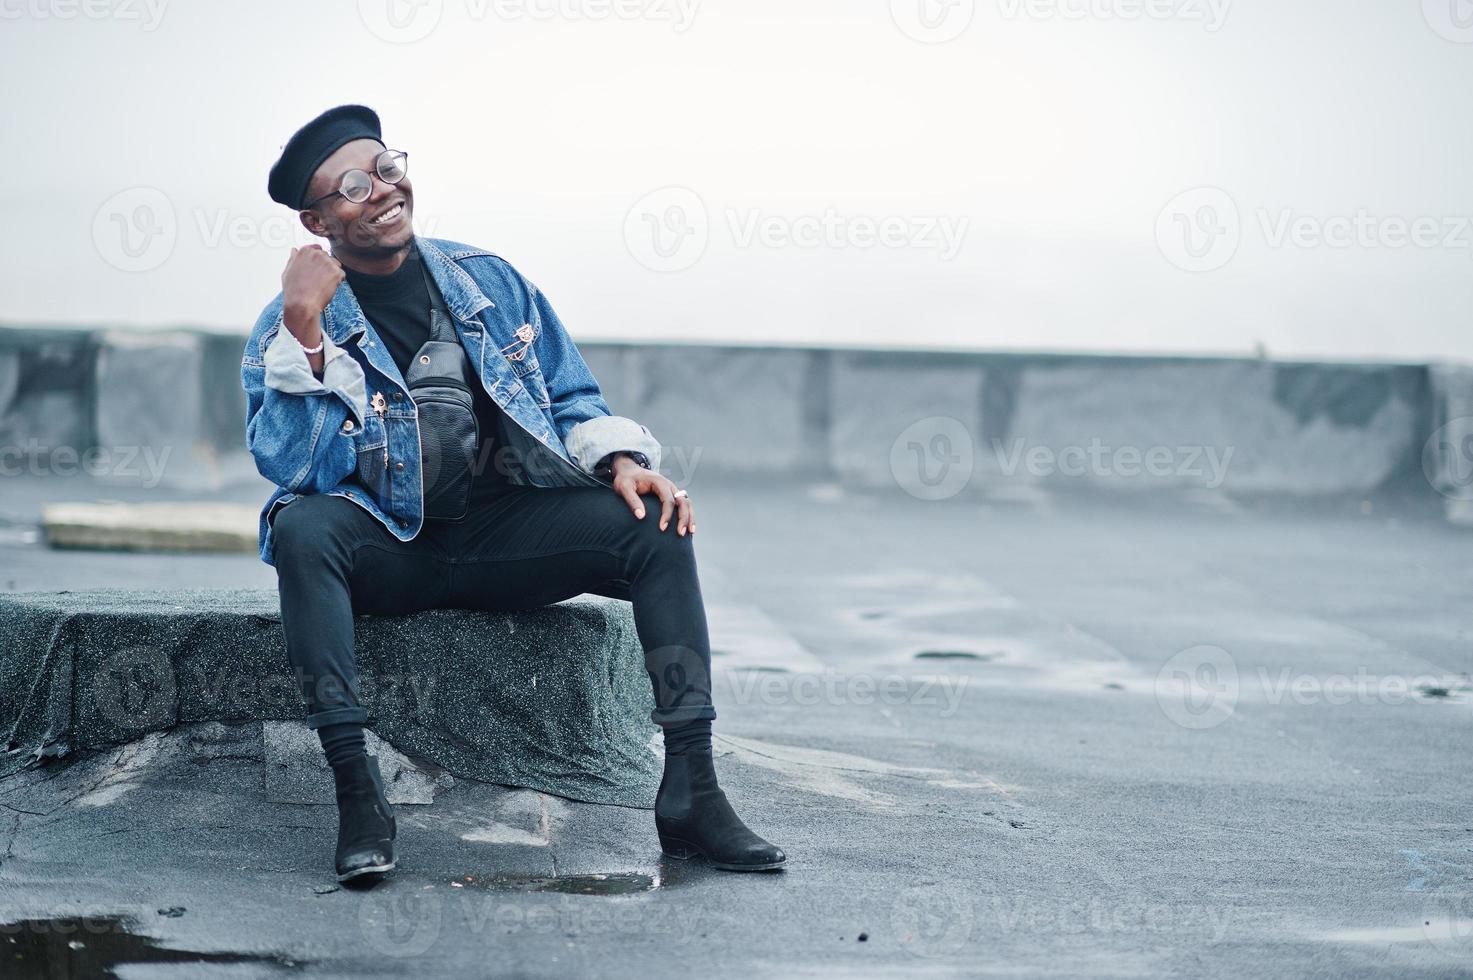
[{"x1": 269, "y1": 483, "x2": 716, "y2": 732}]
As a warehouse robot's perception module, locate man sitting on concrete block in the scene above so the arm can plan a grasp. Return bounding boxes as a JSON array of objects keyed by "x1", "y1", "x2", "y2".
[{"x1": 243, "y1": 104, "x2": 784, "y2": 883}]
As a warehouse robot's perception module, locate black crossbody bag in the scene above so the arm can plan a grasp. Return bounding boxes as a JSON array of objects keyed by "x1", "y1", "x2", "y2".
[{"x1": 407, "y1": 259, "x2": 479, "y2": 522}]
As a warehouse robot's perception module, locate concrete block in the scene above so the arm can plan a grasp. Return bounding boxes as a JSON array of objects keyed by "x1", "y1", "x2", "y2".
[
  {"x1": 2, "y1": 391, "x2": 89, "y2": 453},
  {"x1": 0, "y1": 327, "x2": 93, "y2": 461},
  {"x1": 830, "y1": 352, "x2": 983, "y2": 496},
  {"x1": 41, "y1": 502, "x2": 258, "y2": 553},
  {"x1": 633, "y1": 345, "x2": 812, "y2": 483},
  {"x1": 1427, "y1": 362, "x2": 1473, "y2": 523},
  {"x1": 1002, "y1": 360, "x2": 1419, "y2": 493},
  {"x1": 200, "y1": 331, "x2": 249, "y2": 453},
  {"x1": 94, "y1": 331, "x2": 223, "y2": 491},
  {"x1": 0, "y1": 323, "x2": 1446, "y2": 501},
  {"x1": 0, "y1": 589, "x2": 660, "y2": 807},
  {"x1": 578, "y1": 343, "x2": 637, "y2": 419},
  {"x1": 0, "y1": 348, "x2": 18, "y2": 419}
]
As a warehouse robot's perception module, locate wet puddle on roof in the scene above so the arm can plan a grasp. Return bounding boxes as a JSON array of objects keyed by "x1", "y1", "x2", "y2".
[
  {"x1": 823, "y1": 571, "x2": 1138, "y2": 690},
  {"x1": 1416, "y1": 683, "x2": 1472, "y2": 703},
  {"x1": 913, "y1": 649, "x2": 1002, "y2": 661},
  {"x1": 0, "y1": 915, "x2": 301, "y2": 979}
]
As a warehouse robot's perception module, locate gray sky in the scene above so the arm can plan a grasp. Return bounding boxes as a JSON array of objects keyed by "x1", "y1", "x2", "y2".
[{"x1": 4, "y1": 0, "x2": 1473, "y2": 360}]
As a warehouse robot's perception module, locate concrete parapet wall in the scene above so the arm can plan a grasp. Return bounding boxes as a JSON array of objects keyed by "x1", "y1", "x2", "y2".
[
  {"x1": 1427, "y1": 362, "x2": 1473, "y2": 524},
  {"x1": 0, "y1": 323, "x2": 1451, "y2": 500}
]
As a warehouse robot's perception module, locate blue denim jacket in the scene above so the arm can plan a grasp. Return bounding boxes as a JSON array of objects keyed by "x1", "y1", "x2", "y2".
[{"x1": 241, "y1": 236, "x2": 661, "y2": 566}]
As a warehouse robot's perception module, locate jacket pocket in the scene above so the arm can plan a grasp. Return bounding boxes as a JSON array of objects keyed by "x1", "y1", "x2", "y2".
[
  {"x1": 499, "y1": 323, "x2": 540, "y2": 377},
  {"x1": 352, "y1": 415, "x2": 391, "y2": 500},
  {"x1": 522, "y1": 369, "x2": 551, "y2": 409}
]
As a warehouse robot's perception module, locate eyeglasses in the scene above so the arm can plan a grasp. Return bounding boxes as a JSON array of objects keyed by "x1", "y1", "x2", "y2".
[{"x1": 301, "y1": 149, "x2": 409, "y2": 210}]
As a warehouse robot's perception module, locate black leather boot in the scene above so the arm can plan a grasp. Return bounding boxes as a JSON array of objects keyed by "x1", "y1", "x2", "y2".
[
  {"x1": 332, "y1": 753, "x2": 397, "y2": 883},
  {"x1": 655, "y1": 747, "x2": 785, "y2": 871}
]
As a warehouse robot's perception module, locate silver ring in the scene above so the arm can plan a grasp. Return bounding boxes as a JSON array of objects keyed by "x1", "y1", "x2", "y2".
[{"x1": 673, "y1": 489, "x2": 689, "y2": 499}]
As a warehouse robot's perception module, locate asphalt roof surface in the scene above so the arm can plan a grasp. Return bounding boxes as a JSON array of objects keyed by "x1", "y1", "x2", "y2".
[{"x1": 0, "y1": 472, "x2": 1469, "y2": 978}]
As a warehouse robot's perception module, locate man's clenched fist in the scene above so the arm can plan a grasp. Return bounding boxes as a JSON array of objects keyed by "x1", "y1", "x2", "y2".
[{"x1": 281, "y1": 244, "x2": 344, "y2": 345}]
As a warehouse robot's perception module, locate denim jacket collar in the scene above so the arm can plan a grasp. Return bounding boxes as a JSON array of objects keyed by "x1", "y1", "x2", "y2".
[{"x1": 319, "y1": 236, "x2": 495, "y2": 345}]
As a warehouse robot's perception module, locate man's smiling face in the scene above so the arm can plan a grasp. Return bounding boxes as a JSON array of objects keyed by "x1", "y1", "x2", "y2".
[{"x1": 299, "y1": 137, "x2": 414, "y2": 258}]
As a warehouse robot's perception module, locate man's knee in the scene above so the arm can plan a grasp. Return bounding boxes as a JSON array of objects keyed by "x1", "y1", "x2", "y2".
[
  {"x1": 625, "y1": 493, "x2": 695, "y2": 559},
  {"x1": 272, "y1": 494, "x2": 357, "y2": 561}
]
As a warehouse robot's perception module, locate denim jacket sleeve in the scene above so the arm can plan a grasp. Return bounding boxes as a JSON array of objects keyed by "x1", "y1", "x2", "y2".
[
  {"x1": 521, "y1": 277, "x2": 662, "y2": 474},
  {"x1": 241, "y1": 303, "x2": 370, "y2": 494}
]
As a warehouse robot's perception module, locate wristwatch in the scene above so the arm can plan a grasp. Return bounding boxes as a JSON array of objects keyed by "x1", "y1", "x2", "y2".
[{"x1": 594, "y1": 450, "x2": 651, "y2": 477}]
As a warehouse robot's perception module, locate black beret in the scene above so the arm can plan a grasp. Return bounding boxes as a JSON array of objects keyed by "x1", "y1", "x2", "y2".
[{"x1": 267, "y1": 105, "x2": 383, "y2": 210}]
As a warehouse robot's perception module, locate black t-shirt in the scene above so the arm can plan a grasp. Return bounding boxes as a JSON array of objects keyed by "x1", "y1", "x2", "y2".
[{"x1": 344, "y1": 252, "x2": 509, "y2": 512}]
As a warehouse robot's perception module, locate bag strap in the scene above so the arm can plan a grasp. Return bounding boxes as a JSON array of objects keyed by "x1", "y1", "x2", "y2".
[{"x1": 415, "y1": 250, "x2": 458, "y2": 344}]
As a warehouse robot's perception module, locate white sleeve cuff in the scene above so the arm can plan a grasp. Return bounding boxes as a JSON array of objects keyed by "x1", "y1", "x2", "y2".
[
  {"x1": 565, "y1": 416, "x2": 662, "y2": 475},
  {"x1": 263, "y1": 320, "x2": 368, "y2": 426}
]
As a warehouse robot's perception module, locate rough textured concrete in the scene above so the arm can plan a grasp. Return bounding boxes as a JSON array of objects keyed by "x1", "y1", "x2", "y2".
[
  {"x1": 93, "y1": 331, "x2": 209, "y2": 490},
  {"x1": 1428, "y1": 362, "x2": 1473, "y2": 526},
  {"x1": 0, "y1": 471, "x2": 1469, "y2": 978},
  {"x1": 40, "y1": 502, "x2": 258, "y2": 552},
  {"x1": 1005, "y1": 360, "x2": 1421, "y2": 493},
  {"x1": 636, "y1": 345, "x2": 814, "y2": 477},
  {"x1": 0, "y1": 588, "x2": 660, "y2": 807},
  {"x1": 0, "y1": 326, "x2": 93, "y2": 458},
  {"x1": 92, "y1": 329, "x2": 259, "y2": 492},
  {"x1": 0, "y1": 324, "x2": 1452, "y2": 501},
  {"x1": 830, "y1": 353, "x2": 983, "y2": 491}
]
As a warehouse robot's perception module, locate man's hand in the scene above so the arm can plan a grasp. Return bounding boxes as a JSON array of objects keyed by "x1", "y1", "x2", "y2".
[
  {"x1": 280, "y1": 245, "x2": 344, "y2": 367},
  {"x1": 610, "y1": 453, "x2": 693, "y2": 536}
]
